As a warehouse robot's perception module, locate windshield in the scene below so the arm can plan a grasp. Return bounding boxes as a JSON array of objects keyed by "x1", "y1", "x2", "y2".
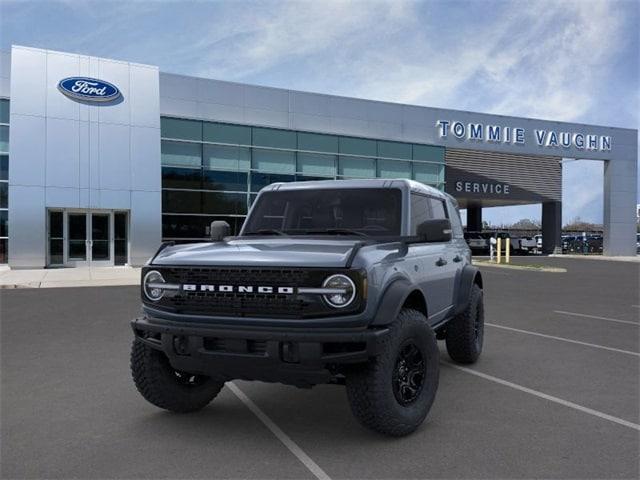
[{"x1": 242, "y1": 188, "x2": 402, "y2": 237}]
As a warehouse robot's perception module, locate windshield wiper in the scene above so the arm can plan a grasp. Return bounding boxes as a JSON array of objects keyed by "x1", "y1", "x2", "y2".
[
  {"x1": 304, "y1": 228, "x2": 368, "y2": 237},
  {"x1": 244, "y1": 229, "x2": 287, "y2": 236}
]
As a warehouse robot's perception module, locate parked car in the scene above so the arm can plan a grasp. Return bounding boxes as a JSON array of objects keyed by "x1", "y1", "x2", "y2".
[{"x1": 464, "y1": 231, "x2": 489, "y2": 253}]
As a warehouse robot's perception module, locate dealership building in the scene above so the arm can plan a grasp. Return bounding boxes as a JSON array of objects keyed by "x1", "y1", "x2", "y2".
[{"x1": 0, "y1": 45, "x2": 637, "y2": 267}]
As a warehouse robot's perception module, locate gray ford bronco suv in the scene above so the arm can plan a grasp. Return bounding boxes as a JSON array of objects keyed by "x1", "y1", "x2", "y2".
[{"x1": 131, "y1": 179, "x2": 484, "y2": 436}]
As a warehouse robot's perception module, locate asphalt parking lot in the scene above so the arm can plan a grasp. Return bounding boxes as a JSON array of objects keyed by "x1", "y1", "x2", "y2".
[{"x1": 1, "y1": 257, "x2": 639, "y2": 479}]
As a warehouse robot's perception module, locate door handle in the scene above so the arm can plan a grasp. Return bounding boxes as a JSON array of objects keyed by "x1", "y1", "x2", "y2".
[
  {"x1": 453, "y1": 255, "x2": 463, "y2": 263},
  {"x1": 436, "y1": 257, "x2": 447, "y2": 267}
]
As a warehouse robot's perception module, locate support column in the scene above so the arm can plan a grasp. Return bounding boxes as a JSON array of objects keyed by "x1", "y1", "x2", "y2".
[
  {"x1": 603, "y1": 155, "x2": 637, "y2": 256},
  {"x1": 467, "y1": 205, "x2": 482, "y2": 232},
  {"x1": 542, "y1": 201, "x2": 562, "y2": 254}
]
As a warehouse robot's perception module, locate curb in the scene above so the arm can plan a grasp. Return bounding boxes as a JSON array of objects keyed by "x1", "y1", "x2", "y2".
[{"x1": 473, "y1": 261, "x2": 567, "y2": 273}]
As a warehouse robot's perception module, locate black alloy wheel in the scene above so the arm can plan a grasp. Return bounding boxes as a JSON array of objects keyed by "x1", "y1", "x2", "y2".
[{"x1": 392, "y1": 340, "x2": 426, "y2": 406}]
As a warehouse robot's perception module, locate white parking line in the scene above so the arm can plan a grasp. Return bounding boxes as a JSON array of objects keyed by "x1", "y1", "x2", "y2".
[
  {"x1": 444, "y1": 363, "x2": 640, "y2": 431},
  {"x1": 228, "y1": 382, "x2": 331, "y2": 480},
  {"x1": 486, "y1": 323, "x2": 640, "y2": 357},
  {"x1": 554, "y1": 310, "x2": 639, "y2": 326}
]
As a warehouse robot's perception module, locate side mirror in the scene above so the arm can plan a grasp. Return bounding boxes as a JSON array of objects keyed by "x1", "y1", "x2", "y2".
[
  {"x1": 210, "y1": 221, "x2": 230, "y2": 241},
  {"x1": 416, "y1": 219, "x2": 452, "y2": 243}
]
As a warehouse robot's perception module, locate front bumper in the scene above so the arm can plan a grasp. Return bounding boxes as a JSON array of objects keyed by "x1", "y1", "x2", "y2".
[{"x1": 131, "y1": 316, "x2": 389, "y2": 387}]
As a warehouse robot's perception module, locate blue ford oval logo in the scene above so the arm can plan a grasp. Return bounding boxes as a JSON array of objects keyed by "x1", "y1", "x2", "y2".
[{"x1": 58, "y1": 77, "x2": 121, "y2": 102}]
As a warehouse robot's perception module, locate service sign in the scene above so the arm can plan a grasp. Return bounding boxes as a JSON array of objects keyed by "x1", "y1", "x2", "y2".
[{"x1": 58, "y1": 77, "x2": 121, "y2": 102}]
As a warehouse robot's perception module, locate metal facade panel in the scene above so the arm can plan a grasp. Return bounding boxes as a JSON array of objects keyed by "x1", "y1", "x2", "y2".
[
  {"x1": 8, "y1": 45, "x2": 161, "y2": 267},
  {"x1": 445, "y1": 148, "x2": 562, "y2": 203},
  {"x1": 160, "y1": 74, "x2": 636, "y2": 163}
]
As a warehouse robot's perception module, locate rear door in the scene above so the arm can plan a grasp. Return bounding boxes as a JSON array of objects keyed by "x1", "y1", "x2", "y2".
[{"x1": 407, "y1": 193, "x2": 456, "y2": 323}]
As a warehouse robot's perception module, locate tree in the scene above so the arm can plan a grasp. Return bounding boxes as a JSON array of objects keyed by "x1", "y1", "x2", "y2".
[{"x1": 510, "y1": 218, "x2": 540, "y2": 230}]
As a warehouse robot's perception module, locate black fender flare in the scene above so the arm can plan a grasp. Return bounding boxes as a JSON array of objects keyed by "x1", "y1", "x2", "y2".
[
  {"x1": 454, "y1": 265, "x2": 483, "y2": 315},
  {"x1": 371, "y1": 277, "x2": 418, "y2": 326}
]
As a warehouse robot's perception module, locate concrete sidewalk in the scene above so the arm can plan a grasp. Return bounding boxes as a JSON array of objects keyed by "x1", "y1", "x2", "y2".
[{"x1": 0, "y1": 266, "x2": 140, "y2": 289}]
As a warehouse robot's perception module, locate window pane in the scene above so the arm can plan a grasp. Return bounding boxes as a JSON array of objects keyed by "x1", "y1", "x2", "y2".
[
  {"x1": 378, "y1": 159, "x2": 411, "y2": 178},
  {"x1": 203, "y1": 122, "x2": 251, "y2": 145},
  {"x1": 339, "y1": 137, "x2": 376, "y2": 157},
  {"x1": 202, "y1": 192, "x2": 247, "y2": 214},
  {"x1": 413, "y1": 163, "x2": 443, "y2": 185},
  {"x1": 252, "y1": 127, "x2": 296, "y2": 149},
  {"x1": 0, "y1": 238, "x2": 6, "y2": 263},
  {"x1": 250, "y1": 172, "x2": 295, "y2": 192},
  {"x1": 297, "y1": 132, "x2": 338, "y2": 153},
  {"x1": 296, "y1": 175, "x2": 331, "y2": 182},
  {"x1": 429, "y1": 198, "x2": 448, "y2": 220},
  {"x1": 410, "y1": 194, "x2": 430, "y2": 235},
  {"x1": 0, "y1": 210, "x2": 7, "y2": 237},
  {"x1": 161, "y1": 140, "x2": 201, "y2": 167},
  {"x1": 48, "y1": 211, "x2": 63, "y2": 238},
  {"x1": 203, "y1": 144, "x2": 250, "y2": 171},
  {"x1": 0, "y1": 126, "x2": 8, "y2": 153},
  {"x1": 413, "y1": 144, "x2": 445, "y2": 163},
  {"x1": 161, "y1": 117, "x2": 201, "y2": 141},
  {"x1": 378, "y1": 141, "x2": 411, "y2": 160},
  {"x1": 114, "y1": 212, "x2": 128, "y2": 264},
  {"x1": 114, "y1": 213, "x2": 127, "y2": 240},
  {"x1": 163, "y1": 215, "x2": 241, "y2": 239},
  {"x1": 0, "y1": 155, "x2": 7, "y2": 180},
  {"x1": 49, "y1": 239, "x2": 62, "y2": 265},
  {"x1": 0, "y1": 182, "x2": 7, "y2": 208},
  {"x1": 162, "y1": 167, "x2": 202, "y2": 189},
  {"x1": 162, "y1": 190, "x2": 202, "y2": 213},
  {"x1": 297, "y1": 152, "x2": 336, "y2": 177},
  {"x1": 202, "y1": 170, "x2": 248, "y2": 191},
  {"x1": 252, "y1": 148, "x2": 295, "y2": 173},
  {"x1": 338, "y1": 156, "x2": 376, "y2": 178},
  {"x1": 0, "y1": 99, "x2": 9, "y2": 124}
]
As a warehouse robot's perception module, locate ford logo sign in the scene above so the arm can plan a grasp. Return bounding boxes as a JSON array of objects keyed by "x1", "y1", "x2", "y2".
[{"x1": 57, "y1": 77, "x2": 121, "y2": 102}]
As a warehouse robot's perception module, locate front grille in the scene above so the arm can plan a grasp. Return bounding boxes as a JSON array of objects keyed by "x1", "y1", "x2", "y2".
[{"x1": 146, "y1": 267, "x2": 363, "y2": 319}]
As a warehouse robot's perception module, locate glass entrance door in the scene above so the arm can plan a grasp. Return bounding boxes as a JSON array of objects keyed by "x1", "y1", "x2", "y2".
[{"x1": 48, "y1": 210, "x2": 129, "y2": 267}]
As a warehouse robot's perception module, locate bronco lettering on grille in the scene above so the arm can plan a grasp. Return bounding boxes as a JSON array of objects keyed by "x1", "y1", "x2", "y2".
[{"x1": 182, "y1": 284, "x2": 295, "y2": 294}]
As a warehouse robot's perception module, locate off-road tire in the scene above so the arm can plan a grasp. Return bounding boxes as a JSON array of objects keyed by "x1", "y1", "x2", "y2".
[
  {"x1": 345, "y1": 309, "x2": 439, "y2": 436},
  {"x1": 131, "y1": 340, "x2": 224, "y2": 413},
  {"x1": 445, "y1": 283, "x2": 484, "y2": 364}
]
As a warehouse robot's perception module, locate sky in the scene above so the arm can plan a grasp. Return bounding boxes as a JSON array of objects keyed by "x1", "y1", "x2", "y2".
[{"x1": 1, "y1": 0, "x2": 638, "y2": 226}]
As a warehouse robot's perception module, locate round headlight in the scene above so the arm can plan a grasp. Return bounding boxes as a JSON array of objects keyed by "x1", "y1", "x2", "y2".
[
  {"x1": 322, "y1": 274, "x2": 356, "y2": 308},
  {"x1": 143, "y1": 270, "x2": 165, "y2": 302}
]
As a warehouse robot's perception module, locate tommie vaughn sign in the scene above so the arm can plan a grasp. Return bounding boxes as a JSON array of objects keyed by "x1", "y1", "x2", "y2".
[
  {"x1": 58, "y1": 77, "x2": 121, "y2": 102},
  {"x1": 436, "y1": 120, "x2": 612, "y2": 152}
]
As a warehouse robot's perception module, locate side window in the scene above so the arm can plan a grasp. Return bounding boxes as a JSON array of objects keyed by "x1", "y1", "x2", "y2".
[
  {"x1": 428, "y1": 198, "x2": 448, "y2": 220},
  {"x1": 410, "y1": 194, "x2": 430, "y2": 235}
]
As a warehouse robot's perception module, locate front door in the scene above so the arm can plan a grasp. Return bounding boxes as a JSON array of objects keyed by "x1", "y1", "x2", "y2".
[{"x1": 48, "y1": 210, "x2": 129, "y2": 267}]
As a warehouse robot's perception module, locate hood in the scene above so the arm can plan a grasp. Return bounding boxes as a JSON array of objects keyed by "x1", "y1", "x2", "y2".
[{"x1": 152, "y1": 237, "x2": 361, "y2": 268}]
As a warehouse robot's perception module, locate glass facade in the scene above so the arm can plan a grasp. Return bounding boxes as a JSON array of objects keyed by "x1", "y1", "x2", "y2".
[
  {"x1": 0, "y1": 99, "x2": 8, "y2": 263},
  {"x1": 160, "y1": 117, "x2": 445, "y2": 241}
]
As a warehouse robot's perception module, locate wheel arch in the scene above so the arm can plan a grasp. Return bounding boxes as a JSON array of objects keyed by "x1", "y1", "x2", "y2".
[
  {"x1": 454, "y1": 265, "x2": 483, "y2": 316},
  {"x1": 371, "y1": 278, "x2": 428, "y2": 326}
]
